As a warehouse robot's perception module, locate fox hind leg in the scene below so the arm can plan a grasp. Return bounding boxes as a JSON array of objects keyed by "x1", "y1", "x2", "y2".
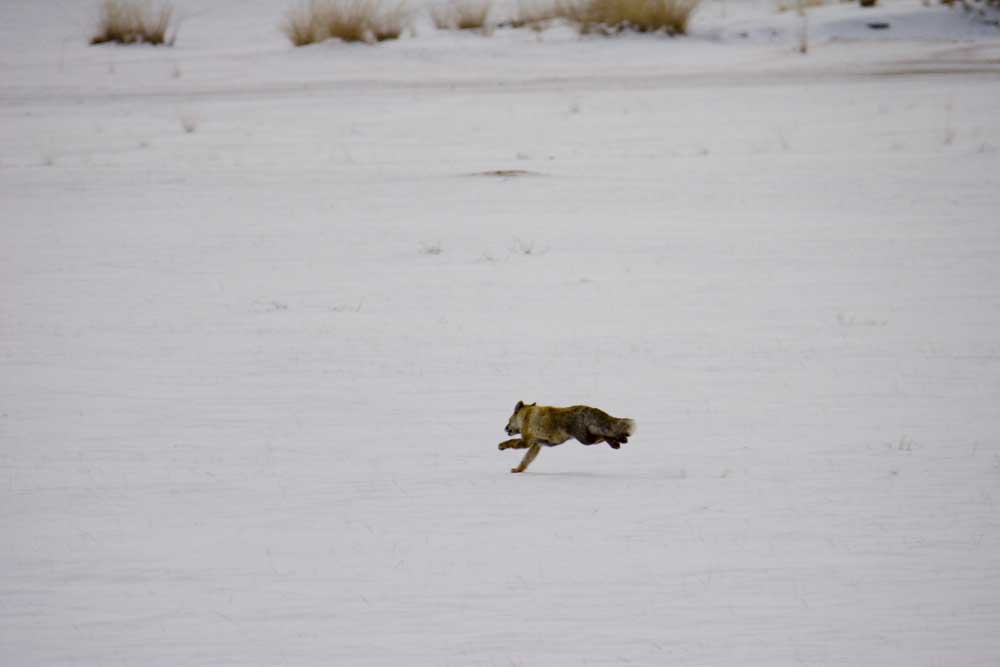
[{"x1": 512, "y1": 443, "x2": 541, "y2": 473}]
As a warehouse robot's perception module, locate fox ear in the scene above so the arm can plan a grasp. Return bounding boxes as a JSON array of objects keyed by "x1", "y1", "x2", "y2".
[
  {"x1": 515, "y1": 400, "x2": 524, "y2": 411},
  {"x1": 529, "y1": 402, "x2": 536, "y2": 407}
]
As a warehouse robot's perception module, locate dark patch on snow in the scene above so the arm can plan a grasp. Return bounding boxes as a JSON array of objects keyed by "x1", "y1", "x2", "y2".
[{"x1": 467, "y1": 169, "x2": 542, "y2": 178}]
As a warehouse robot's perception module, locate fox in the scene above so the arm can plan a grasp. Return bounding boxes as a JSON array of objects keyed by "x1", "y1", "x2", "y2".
[{"x1": 498, "y1": 401, "x2": 636, "y2": 473}]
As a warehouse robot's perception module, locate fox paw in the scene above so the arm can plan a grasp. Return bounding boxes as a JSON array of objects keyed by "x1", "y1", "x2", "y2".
[
  {"x1": 608, "y1": 441, "x2": 621, "y2": 449},
  {"x1": 511, "y1": 468, "x2": 523, "y2": 473}
]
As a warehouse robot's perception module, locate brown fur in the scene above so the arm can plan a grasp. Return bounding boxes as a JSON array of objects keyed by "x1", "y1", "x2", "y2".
[{"x1": 498, "y1": 401, "x2": 635, "y2": 473}]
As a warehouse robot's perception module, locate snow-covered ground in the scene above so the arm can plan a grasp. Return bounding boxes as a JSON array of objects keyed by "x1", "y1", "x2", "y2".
[{"x1": 2, "y1": 0, "x2": 999, "y2": 665}]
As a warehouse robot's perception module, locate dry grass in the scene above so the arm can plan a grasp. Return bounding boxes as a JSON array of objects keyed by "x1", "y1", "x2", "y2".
[
  {"x1": 445, "y1": 0, "x2": 702, "y2": 34},
  {"x1": 283, "y1": 0, "x2": 412, "y2": 45},
  {"x1": 775, "y1": 0, "x2": 826, "y2": 12},
  {"x1": 499, "y1": 0, "x2": 583, "y2": 27},
  {"x1": 90, "y1": 0, "x2": 175, "y2": 45},
  {"x1": 576, "y1": 0, "x2": 700, "y2": 34},
  {"x1": 286, "y1": 0, "x2": 701, "y2": 39},
  {"x1": 432, "y1": 0, "x2": 493, "y2": 30}
]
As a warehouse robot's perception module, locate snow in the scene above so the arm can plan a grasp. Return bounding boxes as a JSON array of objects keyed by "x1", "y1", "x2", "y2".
[{"x1": 2, "y1": 0, "x2": 999, "y2": 665}]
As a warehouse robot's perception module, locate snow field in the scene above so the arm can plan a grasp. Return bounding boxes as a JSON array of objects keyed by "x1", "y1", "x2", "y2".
[{"x1": 2, "y1": 0, "x2": 1000, "y2": 664}]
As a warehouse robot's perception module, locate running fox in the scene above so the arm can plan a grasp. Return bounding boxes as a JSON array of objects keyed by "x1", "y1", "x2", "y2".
[{"x1": 498, "y1": 401, "x2": 636, "y2": 473}]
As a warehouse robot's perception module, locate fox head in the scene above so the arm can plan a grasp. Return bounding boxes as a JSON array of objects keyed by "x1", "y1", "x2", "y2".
[{"x1": 505, "y1": 400, "x2": 535, "y2": 436}]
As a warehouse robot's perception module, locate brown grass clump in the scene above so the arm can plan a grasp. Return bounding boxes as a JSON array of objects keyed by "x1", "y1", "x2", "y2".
[
  {"x1": 431, "y1": 0, "x2": 493, "y2": 30},
  {"x1": 283, "y1": 0, "x2": 412, "y2": 45},
  {"x1": 577, "y1": 0, "x2": 700, "y2": 34},
  {"x1": 775, "y1": 0, "x2": 826, "y2": 12},
  {"x1": 475, "y1": 0, "x2": 701, "y2": 34},
  {"x1": 514, "y1": 0, "x2": 594, "y2": 28},
  {"x1": 493, "y1": 0, "x2": 578, "y2": 27},
  {"x1": 90, "y1": 0, "x2": 175, "y2": 45}
]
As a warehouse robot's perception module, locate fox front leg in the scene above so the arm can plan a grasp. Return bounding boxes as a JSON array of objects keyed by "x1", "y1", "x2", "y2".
[
  {"x1": 498, "y1": 438, "x2": 530, "y2": 450},
  {"x1": 511, "y1": 442, "x2": 541, "y2": 473}
]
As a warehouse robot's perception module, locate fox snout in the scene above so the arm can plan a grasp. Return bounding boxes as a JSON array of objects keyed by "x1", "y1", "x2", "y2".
[{"x1": 505, "y1": 427, "x2": 515, "y2": 435}]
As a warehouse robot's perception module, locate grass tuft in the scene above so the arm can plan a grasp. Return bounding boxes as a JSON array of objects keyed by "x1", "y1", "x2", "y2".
[
  {"x1": 90, "y1": 0, "x2": 175, "y2": 46},
  {"x1": 283, "y1": 0, "x2": 412, "y2": 45},
  {"x1": 432, "y1": 0, "x2": 494, "y2": 30},
  {"x1": 775, "y1": 0, "x2": 825, "y2": 12},
  {"x1": 576, "y1": 0, "x2": 700, "y2": 34},
  {"x1": 446, "y1": 0, "x2": 702, "y2": 34},
  {"x1": 499, "y1": 0, "x2": 583, "y2": 28}
]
